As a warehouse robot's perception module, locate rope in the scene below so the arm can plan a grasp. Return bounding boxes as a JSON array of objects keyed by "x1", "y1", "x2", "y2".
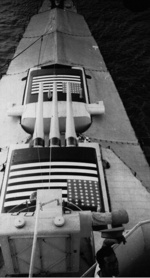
[
  {"x1": 23, "y1": 29, "x2": 92, "y2": 39},
  {"x1": 29, "y1": 201, "x2": 40, "y2": 278},
  {"x1": 49, "y1": 147, "x2": 52, "y2": 189},
  {"x1": 38, "y1": 35, "x2": 43, "y2": 66},
  {"x1": 93, "y1": 137, "x2": 139, "y2": 146},
  {"x1": 78, "y1": 135, "x2": 139, "y2": 146},
  {"x1": 81, "y1": 262, "x2": 96, "y2": 277},
  {"x1": 0, "y1": 35, "x2": 43, "y2": 73},
  {"x1": 28, "y1": 198, "x2": 60, "y2": 277}
]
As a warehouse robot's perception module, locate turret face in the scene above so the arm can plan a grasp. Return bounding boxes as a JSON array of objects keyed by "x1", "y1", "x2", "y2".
[{"x1": 21, "y1": 66, "x2": 92, "y2": 135}]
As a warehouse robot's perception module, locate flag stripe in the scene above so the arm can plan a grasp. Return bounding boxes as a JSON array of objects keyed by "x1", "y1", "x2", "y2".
[
  {"x1": 10, "y1": 162, "x2": 97, "y2": 170},
  {"x1": 31, "y1": 75, "x2": 81, "y2": 94},
  {"x1": 7, "y1": 183, "x2": 67, "y2": 192},
  {"x1": 8, "y1": 175, "x2": 98, "y2": 185},
  {"x1": 4, "y1": 198, "x2": 68, "y2": 208},
  {"x1": 32, "y1": 82, "x2": 80, "y2": 88},
  {"x1": 5, "y1": 190, "x2": 68, "y2": 200},
  {"x1": 9, "y1": 168, "x2": 97, "y2": 177},
  {"x1": 33, "y1": 75, "x2": 80, "y2": 80}
]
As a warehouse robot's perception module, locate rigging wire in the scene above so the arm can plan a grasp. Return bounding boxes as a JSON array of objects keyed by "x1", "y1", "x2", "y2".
[
  {"x1": 0, "y1": 12, "x2": 53, "y2": 75},
  {"x1": 34, "y1": 34, "x2": 45, "y2": 192},
  {"x1": 7, "y1": 200, "x2": 29, "y2": 214},
  {"x1": 18, "y1": 205, "x2": 36, "y2": 214},
  {"x1": 67, "y1": 201, "x2": 82, "y2": 211},
  {"x1": 48, "y1": 73, "x2": 57, "y2": 188},
  {"x1": 48, "y1": 147, "x2": 52, "y2": 189},
  {"x1": 23, "y1": 29, "x2": 92, "y2": 39},
  {"x1": 0, "y1": 35, "x2": 43, "y2": 73},
  {"x1": 38, "y1": 35, "x2": 43, "y2": 66}
]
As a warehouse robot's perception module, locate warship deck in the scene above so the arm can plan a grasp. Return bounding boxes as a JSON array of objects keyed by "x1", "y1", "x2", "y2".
[{"x1": 0, "y1": 0, "x2": 150, "y2": 276}]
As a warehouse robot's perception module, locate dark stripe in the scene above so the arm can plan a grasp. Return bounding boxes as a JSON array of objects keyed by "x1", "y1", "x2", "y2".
[
  {"x1": 4, "y1": 193, "x2": 67, "y2": 203},
  {"x1": 10, "y1": 147, "x2": 97, "y2": 165},
  {"x1": 9, "y1": 172, "x2": 98, "y2": 179},
  {"x1": 7, "y1": 186, "x2": 67, "y2": 194},
  {"x1": 10, "y1": 165, "x2": 97, "y2": 172},
  {"x1": 5, "y1": 196, "x2": 30, "y2": 202},
  {"x1": 6, "y1": 187, "x2": 50, "y2": 194},
  {"x1": 5, "y1": 193, "x2": 67, "y2": 203},
  {"x1": 7, "y1": 179, "x2": 67, "y2": 186}
]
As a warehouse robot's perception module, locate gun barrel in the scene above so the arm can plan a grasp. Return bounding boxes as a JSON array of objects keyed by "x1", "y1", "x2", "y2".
[
  {"x1": 31, "y1": 83, "x2": 45, "y2": 147},
  {"x1": 49, "y1": 82, "x2": 61, "y2": 147},
  {"x1": 65, "y1": 82, "x2": 78, "y2": 147}
]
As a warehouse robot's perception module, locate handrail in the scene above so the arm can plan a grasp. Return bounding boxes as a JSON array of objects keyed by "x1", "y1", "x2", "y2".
[
  {"x1": 29, "y1": 201, "x2": 40, "y2": 278},
  {"x1": 81, "y1": 262, "x2": 96, "y2": 277},
  {"x1": 28, "y1": 198, "x2": 60, "y2": 277}
]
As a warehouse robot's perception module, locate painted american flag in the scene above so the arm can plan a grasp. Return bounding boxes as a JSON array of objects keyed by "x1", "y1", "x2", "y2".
[
  {"x1": 4, "y1": 147, "x2": 102, "y2": 212},
  {"x1": 67, "y1": 179, "x2": 101, "y2": 210}
]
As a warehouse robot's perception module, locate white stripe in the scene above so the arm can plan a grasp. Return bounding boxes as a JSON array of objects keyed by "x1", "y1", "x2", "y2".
[
  {"x1": 31, "y1": 83, "x2": 81, "y2": 94},
  {"x1": 31, "y1": 90, "x2": 62, "y2": 94},
  {"x1": 33, "y1": 75, "x2": 80, "y2": 80},
  {"x1": 4, "y1": 197, "x2": 68, "y2": 208},
  {"x1": 32, "y1": 82, "x2": 80, "y2": 89},
  {"x1": 8, "y1": 175, "x2": 98, "y2": 184},
  {"x1": 5, "y1": 190, "x2": 68, "y2": 199},
  {"x1": 33, "y1": 78, "x2": 80, "y2": 82},
  {"x1": 4, "y1": 199, "x2": 29, "y2": 207},
  {"x1": 6, "y1": 191, "x2": 33, "y2": 199},
  {"x1": 32, "y1": 82, "x2": 80, "y2": 87},
  {"x1": 7, "y1": 183, "x2": 67, "y2": 192},
  {"x1": 32, "y1": 80, "x2": 80, "y2": 85},
  {"x1": 10, "y1": 162, "x2": 97, "y2": 170},
  {"x1": 32, "y1": 75, "x2": 81, "y2": 80},
  {"x1": 31, "y1": 89, "x2": 80, "y2": 94},
  {"x1": 31, "y1": 86, "x2": 67, "y2": 91},
  {"x1": 31, "y1": 85, "x2": 66, "y2": 89},
  {"x1": 9, "y1": 168, "x2": 97, "y2": 177}
]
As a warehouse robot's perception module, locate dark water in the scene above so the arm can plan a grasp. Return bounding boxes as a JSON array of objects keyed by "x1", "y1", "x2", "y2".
[
  {"x1": 0, "y1": 0, "x2": 43, "y2": 74},
  {"x1": 76, "y1": 0, "x2": 150, "y2": 162},
  {"x1": 0, "y1": 0, "x2": 150, "y2": 161}
]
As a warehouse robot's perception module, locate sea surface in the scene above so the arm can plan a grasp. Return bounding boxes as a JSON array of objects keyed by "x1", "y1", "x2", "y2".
[
  {"x1": 0, "y1": 0, "x2": 43, "y2": 75},
  {"x1": 0, "y1": 0, "x2": 150, "y2": 162}
]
